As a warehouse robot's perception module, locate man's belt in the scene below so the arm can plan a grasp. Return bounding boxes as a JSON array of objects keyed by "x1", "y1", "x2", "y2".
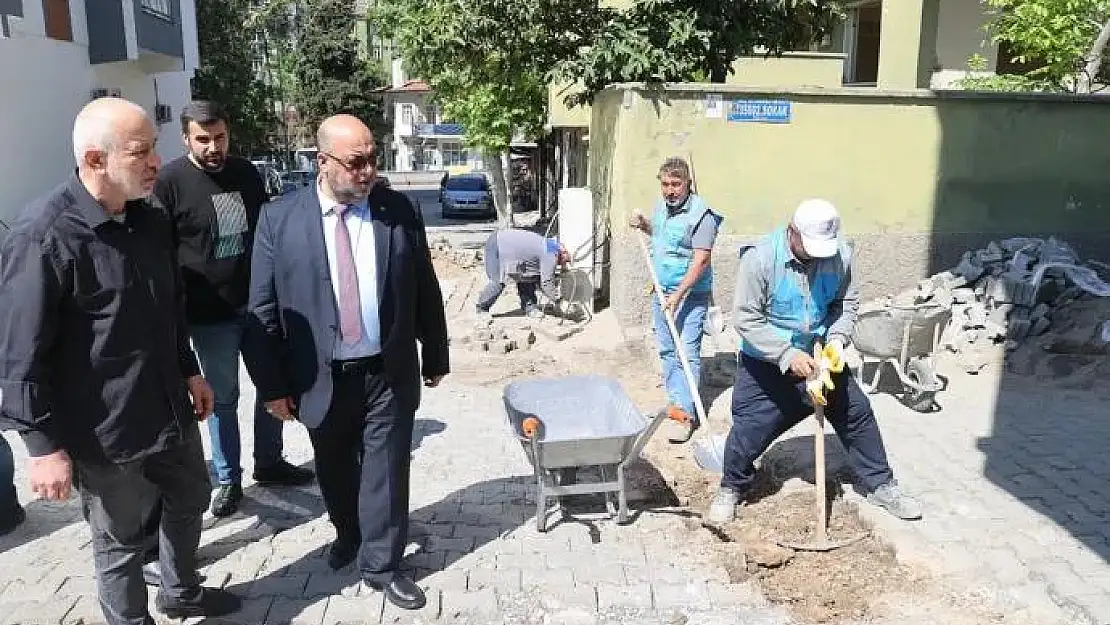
[{"x1": 331, "y1": 354, "x2": 384, "y2": 375}]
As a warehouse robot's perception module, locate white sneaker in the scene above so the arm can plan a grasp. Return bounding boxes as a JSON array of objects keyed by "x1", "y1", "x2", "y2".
[{"x1": 706, "y1": 487, "x2": 740, "y2": 524}]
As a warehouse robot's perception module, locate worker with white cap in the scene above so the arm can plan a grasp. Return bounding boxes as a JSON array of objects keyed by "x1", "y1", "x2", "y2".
[{"x1": 706, "y1": 199, "x2": 922, "y2": 524}]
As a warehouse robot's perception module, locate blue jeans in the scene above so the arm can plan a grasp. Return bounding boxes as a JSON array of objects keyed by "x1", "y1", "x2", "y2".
[
  {"x1": 190, "y1": 318, "x2": 284, "y2": 485},
  {"x1": 652, "y1": 290, "x2": 710, "y2": 425},
  {"x1": 0, "y1": 434, "x2": 19, "y2": 517}
]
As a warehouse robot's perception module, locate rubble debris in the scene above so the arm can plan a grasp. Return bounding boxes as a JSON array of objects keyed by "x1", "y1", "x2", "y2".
[
  {"x1": 430, "y1": 236, "x2": 483, "y2": 269},
  {"x1": 878, "y1": 238, "x2": 1110, "y2": 366}
]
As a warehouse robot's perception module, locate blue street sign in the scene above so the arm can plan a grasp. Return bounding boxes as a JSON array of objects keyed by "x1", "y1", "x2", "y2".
[{"x1": 727, "y1": 99, "x2": 792, "y2": 123}]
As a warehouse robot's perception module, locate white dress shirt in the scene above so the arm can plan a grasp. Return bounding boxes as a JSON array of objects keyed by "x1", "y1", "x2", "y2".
[{"x1": 317, "y1": 184, "x2": 381, "y2": 359}]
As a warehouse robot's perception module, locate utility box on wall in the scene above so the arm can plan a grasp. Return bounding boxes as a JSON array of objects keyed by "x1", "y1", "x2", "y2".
[{"x1": 557, "y1": 187, "x2": 597, "y2": 313}]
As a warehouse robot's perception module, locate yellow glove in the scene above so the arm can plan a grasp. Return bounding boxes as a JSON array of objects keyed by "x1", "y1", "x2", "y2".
[
  {"x1": 823, "y1": 340, "x2": 846, "y2": 374},
  {"x1": 805, "y1": 342, "x2": 837, "y2": 407}
]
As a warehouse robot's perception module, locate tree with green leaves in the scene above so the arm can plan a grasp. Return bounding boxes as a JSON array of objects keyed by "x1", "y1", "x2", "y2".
[
  {"x1": 558, "y1": 0, "x2": 841, "y2": 106},
  {"x1": 192, "y1": 0, "x2": 277, "y2": 156},
  {"x1": 289, "y1": 0, "x2": 388, "y2": 142},
  {"x1": 372, "y1": 0, "x2": 599, "y2": 226},
  {"x1": 960, "y1": 0, "x2": 1110, "y2": 92}
]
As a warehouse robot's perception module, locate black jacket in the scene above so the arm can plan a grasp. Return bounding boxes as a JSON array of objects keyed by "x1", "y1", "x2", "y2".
[
  {"x1": 243, "y1": 184, "x2": 449, "y2": 426},
  {"x1": 0, "y1": 176, "x2": 200, "y2": 463}
]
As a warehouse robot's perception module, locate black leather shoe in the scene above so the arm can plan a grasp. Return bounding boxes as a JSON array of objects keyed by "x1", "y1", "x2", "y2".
[
  {"x1": 253, "y1": 460, "x2": 315, "y2": 486},
  {"x1": 210, "y1": 483, "x2": 243, "y2": 518},
  {"x1": 327, "y1": 539, "x2": 358, "y2": 570},
  {"x1": 367, "y1": 574, "x2": 426, "y2": 610},
  {"x1": 0, "y1": 506, "x2": 26, "y2": 537},
  {"x1": 155, "y1": 587, "x2": 240, "y2": 618}
]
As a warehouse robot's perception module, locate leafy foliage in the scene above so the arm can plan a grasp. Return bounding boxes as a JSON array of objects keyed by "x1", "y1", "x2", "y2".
[
  {"x1": 959, "y1": 0, "x2": 1110, "y2": 92},
  {"x1": 291, "y1": 0, "x2": 388, "y2": 137},
  {"x1": 192, "y1": 0, "x2": 277, "y2": 155},
  {"x1": 559, "y1": 0, "x2": 842, "y2": 105}
]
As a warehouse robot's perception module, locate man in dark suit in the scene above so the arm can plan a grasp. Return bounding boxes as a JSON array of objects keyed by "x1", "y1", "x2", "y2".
[{"x1": 245, "y1": 114, "x2": 449, "y2": 611}]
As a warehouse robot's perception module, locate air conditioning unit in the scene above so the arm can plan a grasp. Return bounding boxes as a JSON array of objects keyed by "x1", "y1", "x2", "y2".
[
  {"x1": 155, "y1": 104, "x2": 172, "y2": 124},
  {"x1": 90, "y1": 88, "x2": 122, "y2": 100}
]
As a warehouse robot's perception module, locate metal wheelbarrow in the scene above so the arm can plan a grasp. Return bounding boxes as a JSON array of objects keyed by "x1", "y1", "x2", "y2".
[
  {"x1": 503, "y1": 375, "x2": 670, "y2": 532},
  {"x1": 853, "y1": 302, "x2": 951, "y2": 412}
]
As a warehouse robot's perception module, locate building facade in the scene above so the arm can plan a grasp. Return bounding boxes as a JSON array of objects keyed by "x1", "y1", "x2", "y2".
[
  {"x1": 379, "y1": 58, "x2": 483, "y2": 173},
  {"x1": 0, "y1": 0, "x2": 198, "y2": 227}
]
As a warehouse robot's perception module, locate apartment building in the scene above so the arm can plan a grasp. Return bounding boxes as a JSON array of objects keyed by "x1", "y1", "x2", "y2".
[{"x1": 0, "y1": 0, "x2": 198, "y2": 226}]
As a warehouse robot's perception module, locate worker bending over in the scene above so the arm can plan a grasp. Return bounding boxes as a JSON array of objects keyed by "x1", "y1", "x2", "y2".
[
  {"x1": 630, "y1": 157, "x2": 722, "y2": 444},
  {"x1": 477, "y1": 228, "x2": 570, "y2": 318},
  {"x1": 707, "y1": 199, "x2": 922, "y2": 524}
]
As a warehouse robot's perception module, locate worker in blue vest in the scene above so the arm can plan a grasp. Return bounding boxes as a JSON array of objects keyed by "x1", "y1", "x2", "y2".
[
  {"x1": 706, "y1": 199, "x2": 922, "y2": 524},
  {"x1": 630, "y1": 157, "x2": 722, "y2": 444}
]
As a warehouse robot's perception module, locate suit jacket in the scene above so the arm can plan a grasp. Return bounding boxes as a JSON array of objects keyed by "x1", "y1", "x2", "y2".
[{"x1": 244, "y1": 184, "x2": 450, "y2": 427}]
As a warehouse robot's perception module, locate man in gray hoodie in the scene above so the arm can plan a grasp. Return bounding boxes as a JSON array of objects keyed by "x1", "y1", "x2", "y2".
[{"x1": 477, "y1": 228, "x2": 569, "y2": 318}]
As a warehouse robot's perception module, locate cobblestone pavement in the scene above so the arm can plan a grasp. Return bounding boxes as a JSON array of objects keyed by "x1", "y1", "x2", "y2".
[
  {"x1": 3, "y1": 273, "x2": 1108, "y2": 624},
  {"x1": 722, "y1": 355, "x2": 1110, "y2": 625},
  {"x1": 0, "y1": 342, "x2": 792, "y2": 622},
  {"x1": 855, "y1": 365, "x2": 1110, "y2": 625}
]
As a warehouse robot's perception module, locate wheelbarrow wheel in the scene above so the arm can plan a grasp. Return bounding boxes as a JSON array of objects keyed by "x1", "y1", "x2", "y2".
[{"x1": 902, "y1": 369, "x2": 939, "y2": 413}]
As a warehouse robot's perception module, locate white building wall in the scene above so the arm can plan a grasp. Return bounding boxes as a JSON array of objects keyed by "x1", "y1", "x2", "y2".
[
  {"x1": 0, "y1": 37, "x2": 93, "y2": 225},
  {"x1": 0, "y1": 0, "x2": 200, "y2": 225}
]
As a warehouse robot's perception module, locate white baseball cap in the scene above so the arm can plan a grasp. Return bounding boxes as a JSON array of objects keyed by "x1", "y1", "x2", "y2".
[{"x1": 791, "y1": 199, "x2": 841, "y2": 258}]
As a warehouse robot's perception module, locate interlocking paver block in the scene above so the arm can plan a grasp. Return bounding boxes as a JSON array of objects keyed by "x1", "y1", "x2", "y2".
[
  {"x1": 321, "y1": 593, "x2": 383, "y2": 625},
  {"x1": 652, "y1": 581, "x2": 712, "y2": 609},
  {"x1": 61, "y1": 595, "x2": 106, "y2": 625},
  {"x1": 468, "y1": 567, "x2": 521, "y2": 593},
  {"x1": 268, "y1": 596, "x2": 330, "y2": 625},
  {"x1": 596, "y1": 583, "x2": 652, "y2": 610},
  {"x1": 304, "y1": 574, "x2": 361, "y2": 598},
  {"x1": 441, "y1": 588, "x2": 498, "y2": 617},
  {"x1": 522, "y1": 567, "x2": 574, "y2": 589},
  {"x1": 249, "y1": 573, "x2": 310, "y2": 598}
]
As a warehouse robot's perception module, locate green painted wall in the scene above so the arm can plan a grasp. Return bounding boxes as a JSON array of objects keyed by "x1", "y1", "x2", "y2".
[
  {"x1": 595, "y1": 84, "x2": 1110, "y2": 237},
  {"x1": 591, "y1": 83, "x2": 1110, "y2": 331}
]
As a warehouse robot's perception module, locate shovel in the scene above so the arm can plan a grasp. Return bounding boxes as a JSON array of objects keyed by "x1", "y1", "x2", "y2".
[
  {"x1": 775, "y1": 403, "x2": 868, "y2": 552},
  {"x1": 635, "y1": 233, "x2": 725, "y2": 472}
]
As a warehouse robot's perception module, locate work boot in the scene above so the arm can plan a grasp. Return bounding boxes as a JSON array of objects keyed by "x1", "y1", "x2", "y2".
[
  {"x1": 866, "y1": 480, "x2": 922, "y2": 520},
  {"x1": 705, "y1": 487, "x2": 740, "y2": 525},
  {"x1": 210, "y1": 483, "x2": 243, "y2": 518},
  {"x1": 665, "y1": 406, "x2": 698, "y2": 444},
  {"x1": 253, "y1": 460, "x2": 315, "y2": 486}
]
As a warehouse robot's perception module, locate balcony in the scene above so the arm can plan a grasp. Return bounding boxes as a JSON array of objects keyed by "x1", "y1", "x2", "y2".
[
  {"x1": 412, "y1": 123, "x2": 464, "y2": 138},
  {"x1": 87, "y1": 0, "x2": 184, "y2": 73}
]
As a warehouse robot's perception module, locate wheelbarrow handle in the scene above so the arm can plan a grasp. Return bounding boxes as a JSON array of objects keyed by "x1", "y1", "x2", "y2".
[{"x1": 521, "y1": 415, "x2": 542, "y2": 439}]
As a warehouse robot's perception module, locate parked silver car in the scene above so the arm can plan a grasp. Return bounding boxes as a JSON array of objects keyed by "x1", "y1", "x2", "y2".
[{"x1": 440, "y1": 173, "x2": 495, "y2": 219}]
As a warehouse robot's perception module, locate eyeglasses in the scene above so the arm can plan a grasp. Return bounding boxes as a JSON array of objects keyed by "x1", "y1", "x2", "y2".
[{"x1": 321, "y1": 151, "x2": 377, "y2": 172}]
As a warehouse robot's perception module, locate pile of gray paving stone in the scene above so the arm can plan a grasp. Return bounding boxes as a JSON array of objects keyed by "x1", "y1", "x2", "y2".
[
  {"x1": 882, "y1": 237, "x2": 1106, "y2": 365},
  {"x1": 468, "y1": 317, "x2": 538, "y2": 353}
]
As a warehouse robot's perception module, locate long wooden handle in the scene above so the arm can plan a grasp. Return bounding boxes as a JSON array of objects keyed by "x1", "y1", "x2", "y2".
[
  {"x1": 814, "y1": 404, "x2": 827, "y2": 539},
  {"x1": 634, "y1": 233, "x2": 719, "y2": 466}
]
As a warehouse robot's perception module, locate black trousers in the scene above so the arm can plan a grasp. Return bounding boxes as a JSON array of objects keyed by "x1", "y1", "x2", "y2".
[
  {"x1": 721, "y1": 354, "x2": 895, "y2": 495},
  {"x1": 308, "y1": 357, "x2": 413, "y2": 584},
  {"x1": 74, "y1": 423, "x2": 211, "y2": 625}
]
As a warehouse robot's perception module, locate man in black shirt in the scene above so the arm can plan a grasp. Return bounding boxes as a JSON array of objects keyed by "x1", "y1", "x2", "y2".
[
  {"x1": 154, "y1": 102, "x2": 313, "y2": 518},
  {"x1": 0, "y1": 97, "x2": 240, "y2": 623}
]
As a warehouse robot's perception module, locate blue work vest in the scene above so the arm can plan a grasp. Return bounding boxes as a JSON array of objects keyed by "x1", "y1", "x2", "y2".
[
  {"x1": 650, "y1": 194, "x2": 718, "y2": 294},
  {"x1": 738, "y1": 227, "x2": 849, "y2": 358}
]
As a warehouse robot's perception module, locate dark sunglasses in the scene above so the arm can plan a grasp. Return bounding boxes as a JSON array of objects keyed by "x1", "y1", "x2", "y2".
[{"x1": 321, "y1": 151, "x2": 376, "y2": 172}]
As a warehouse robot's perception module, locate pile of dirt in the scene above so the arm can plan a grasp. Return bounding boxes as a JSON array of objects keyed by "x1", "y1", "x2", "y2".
[{"x1": 709, "y1": 491, "x2": 907, "y2": 623}]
